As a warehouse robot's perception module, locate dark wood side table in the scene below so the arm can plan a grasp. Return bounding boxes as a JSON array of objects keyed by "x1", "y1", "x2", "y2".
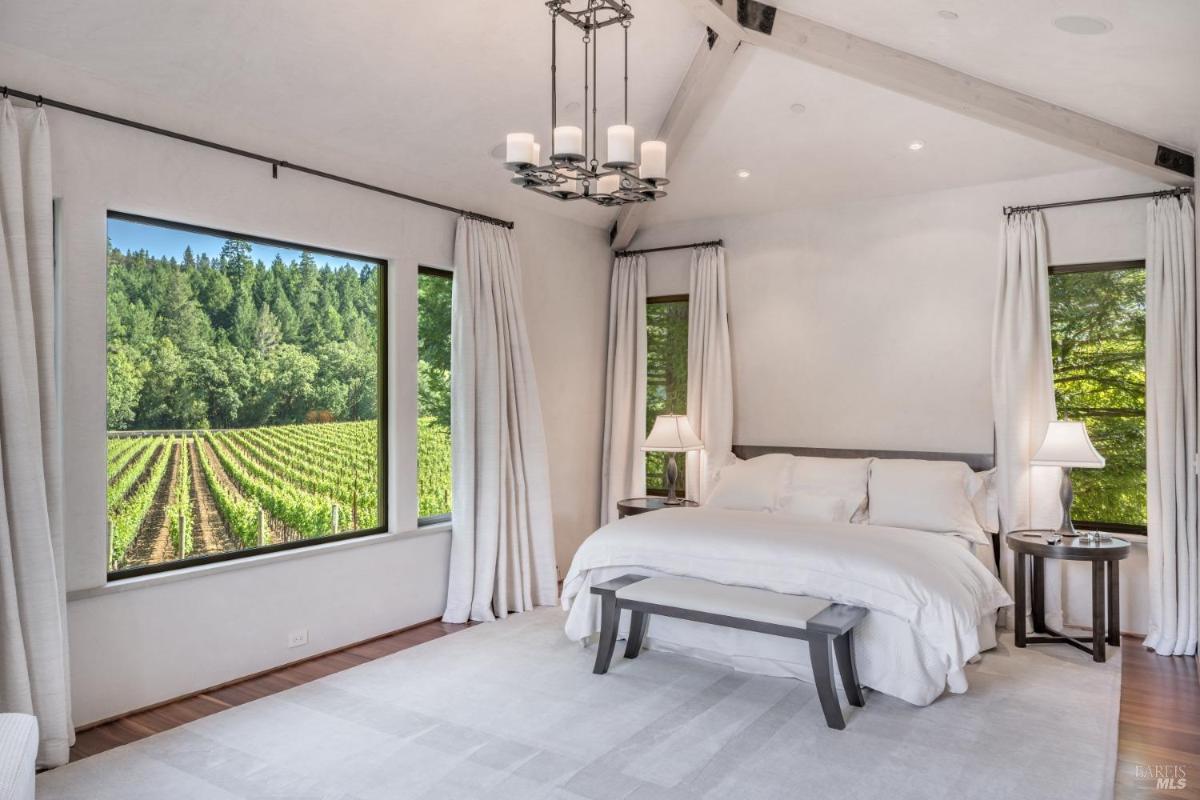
[
  {"x1": 1006, "y1": 531, "x2": 1131, "y2": 663},
  {"x1": 616, "y1": 497, "x2": 699, "y2": 519}
]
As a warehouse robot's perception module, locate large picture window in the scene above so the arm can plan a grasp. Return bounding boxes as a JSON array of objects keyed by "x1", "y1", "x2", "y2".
[
  {"x1": 105, "y1": 213, "x2": 387, "y2": 577},
  {"x1": 645, "y1": 295, "x2": 689, "y2": 493},
  {"x1": 1048, "y1": 260, "x2": 1147, "y2": 533},
  {"x1": 417, "y1": 267, "x2": 453, "y2": 521}
]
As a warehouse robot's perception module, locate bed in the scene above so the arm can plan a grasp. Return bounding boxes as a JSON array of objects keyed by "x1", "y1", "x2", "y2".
[{"x1": 562, "y1": 446, "x2": 1014, "y2": 707}]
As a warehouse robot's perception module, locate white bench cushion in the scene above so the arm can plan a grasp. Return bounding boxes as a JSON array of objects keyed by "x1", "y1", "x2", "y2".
[
  {"x1": 616, "y1": 577, "x2": 831, "y2": 629},
  {"x1": 0, "y1": 713, "x2": 37, "y2": 800}
]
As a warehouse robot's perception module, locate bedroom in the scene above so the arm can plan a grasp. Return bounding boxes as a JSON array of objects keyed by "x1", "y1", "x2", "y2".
[{"x1": 0, "y1": 1, "x2": 1195, "y2": 798}]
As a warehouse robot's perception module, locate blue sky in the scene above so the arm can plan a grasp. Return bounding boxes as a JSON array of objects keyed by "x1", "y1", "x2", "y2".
[{"x1": 107, "y1": 217, "x2": 375, "y2": 271}]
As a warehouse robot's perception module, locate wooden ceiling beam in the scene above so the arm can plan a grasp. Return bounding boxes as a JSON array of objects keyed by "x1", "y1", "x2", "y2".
[
  {"x1": 610, "y1": 28, "x2": 742, "y2": 251},
  {"x1": 674, "y1": 0, "x2": 1194, "y2": 188}
]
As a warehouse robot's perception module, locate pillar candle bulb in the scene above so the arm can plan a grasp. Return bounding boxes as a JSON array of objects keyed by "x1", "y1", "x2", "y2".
[
  {"x1": 530, "y1": 142, "x2": 541, "y2": 166},
  {"x1": 607, "y1": 124, "x2": 636, "y2": 164},
  {"x1": 598, "y1": 174, "x2": 620, "y2": 195},
  {"x1": 506, "y1": 132, "x2": 534, "y2": 164},
  {"x1": 553, "y1": 125, "x2": 583, "y2": 157},
  {"x1": 640, "y1": 140, "x2": 667, "y2": 179}
]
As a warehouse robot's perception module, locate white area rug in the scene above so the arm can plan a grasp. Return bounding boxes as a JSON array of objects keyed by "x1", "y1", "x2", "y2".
[{"x1": 40, "y1": 608, "x2": 1120, "y2": 799}]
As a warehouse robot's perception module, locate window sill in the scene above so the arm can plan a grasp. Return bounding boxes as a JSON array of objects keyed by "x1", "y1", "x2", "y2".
[{"x1": 67, "y1": 522, "x2": 451, "y2": 601}]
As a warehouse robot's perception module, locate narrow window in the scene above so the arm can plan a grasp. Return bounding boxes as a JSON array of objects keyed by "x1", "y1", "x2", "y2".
[
  {"x1": 1048, "y1": 260, "x2": 1147, "y2": 534},
  {"x1": 645, "y1": 295, "x2": 689, "y2": 494},
  {"x1": 105, "y1": 213, "x2": 387, "y2": 578},
  {"x1": 417, "y1": 267, "x2": 453, "y2": 522}
]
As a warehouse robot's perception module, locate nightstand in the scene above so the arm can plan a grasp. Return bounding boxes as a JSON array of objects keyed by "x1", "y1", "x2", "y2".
[
  {"x1": 1006, "y1": 530, "x2": 1131, "y2": 663},
  {"x1": 616, "y1": 497, "x2": 699, "y2": 519}
]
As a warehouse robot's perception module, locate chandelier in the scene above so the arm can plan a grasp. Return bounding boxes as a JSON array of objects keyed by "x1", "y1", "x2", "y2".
[{"x1": 504, "y1": 0, "x2": 668, "y2": 207}]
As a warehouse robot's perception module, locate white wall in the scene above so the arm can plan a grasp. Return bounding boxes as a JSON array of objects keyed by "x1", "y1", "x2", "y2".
[
  {"x1": 39, "y1": 99, "x2": 609, "y2": 725},
  {"x1": 632, "y1": 166, "x2": 1169, "y2": 634}
]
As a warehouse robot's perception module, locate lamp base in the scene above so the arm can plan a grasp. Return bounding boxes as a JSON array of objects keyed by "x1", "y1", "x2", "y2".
[
  {"x1": 664, "y1": 453, "x2": 682, "y2": 504},
  {"x1": 1056, "y1": 467, "x2": 1097, "y2": 542}
]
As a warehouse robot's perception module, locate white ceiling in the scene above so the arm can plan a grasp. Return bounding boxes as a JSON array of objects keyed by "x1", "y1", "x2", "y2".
[
  {"x1": 773, "y1": 0, "x2": 1200, "y2": 150},
  {"x1": 0, "y1": 0, "x2": 1193, "y2": 229}
]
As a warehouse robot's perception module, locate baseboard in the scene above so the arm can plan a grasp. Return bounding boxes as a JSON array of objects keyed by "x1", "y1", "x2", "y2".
[{"x1": 73, "y1": 614, "x2": 445, "y2": 732}]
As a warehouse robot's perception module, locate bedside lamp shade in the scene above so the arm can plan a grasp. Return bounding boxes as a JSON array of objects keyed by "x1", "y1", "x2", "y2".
[
  {"x1": 643, "y1": 415, "x2": 703, "y2": 452},
  {"x1": 1031, "y1": 421, "x2": 1105, "y2": 469}
]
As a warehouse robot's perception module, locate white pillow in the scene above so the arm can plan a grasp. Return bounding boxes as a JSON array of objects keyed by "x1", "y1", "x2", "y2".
[
  {"x1": 785, "y1": 457, "x2": 871, "y2": 523},
  {"x1": 867, "y1": 459, "x2": 986, "y2": 541},
  {"x1": 705, "y1": 454, "x2": 793, "y2": 512},
  {"x1": 971, "y1": 468, "x2": 1000, "y2": 533},
  {"x1": 774, "y1": 491, "x2": 852, "y2": 524}
]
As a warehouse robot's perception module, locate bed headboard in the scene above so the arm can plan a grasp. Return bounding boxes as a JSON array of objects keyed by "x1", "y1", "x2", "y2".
[
  {"x1": 731, "y1": 444, "x2": 999, "y2": 569},
  {"x1": 731, "y1": 445, "x2": 995, "y2": 472}
]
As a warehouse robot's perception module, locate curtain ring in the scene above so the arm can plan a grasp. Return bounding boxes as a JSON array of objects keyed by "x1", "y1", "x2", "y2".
[
  {"x1": 1, "y1": 87, "x2": 8, "y2": 99},
  {"x1": 35, "y1": 95, "x2": 43, "y2": 107}
]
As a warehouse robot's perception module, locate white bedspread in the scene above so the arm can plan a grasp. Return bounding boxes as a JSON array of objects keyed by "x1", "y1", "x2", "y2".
[{"x1": 562, "y1": 507, "x2": 1012, "y2": 706}]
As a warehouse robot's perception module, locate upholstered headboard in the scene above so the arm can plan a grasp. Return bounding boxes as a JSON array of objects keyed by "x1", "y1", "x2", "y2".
[{"x1": 731, "y1": 444, "x2": 999, "y2": 567}]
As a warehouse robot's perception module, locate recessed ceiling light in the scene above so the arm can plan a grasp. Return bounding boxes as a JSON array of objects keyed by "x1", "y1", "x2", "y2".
[
  {"x1": 564, "y1": 101, "x2": 582, "y2": 113},
  {"x1": 908, "y1": 140, "x2": 926, "y2": 151},
  {"x1": 1053, "y1": 15, "x2": 1112, "y2": 35},
  {"x1": 736, "y1": 169, "x2": 751, "y2": 178},
  {"x1": 789, "y1": 102, "x2": 806, "y2": 114},
  {"x1": 938, "y1": 10, "x2": 958, "y2": 20},
  {"x1": 489, "y1": 142, "x2": 506, "y2": 159}
]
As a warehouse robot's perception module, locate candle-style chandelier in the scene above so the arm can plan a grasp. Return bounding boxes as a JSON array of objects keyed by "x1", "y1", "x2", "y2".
[{"x1": 504, "y1": 0, "x2": 668, "y2": 207}]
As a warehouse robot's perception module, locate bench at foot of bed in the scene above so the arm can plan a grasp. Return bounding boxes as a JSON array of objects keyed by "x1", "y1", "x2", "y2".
[{"x1": 589, "y1": 574, "x2": 868, "y2": 730}]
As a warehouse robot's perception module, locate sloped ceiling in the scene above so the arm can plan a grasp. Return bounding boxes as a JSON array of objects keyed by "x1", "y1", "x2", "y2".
[{"x1": 0, "y1": 0, "x2": 1192, "y2": 227}]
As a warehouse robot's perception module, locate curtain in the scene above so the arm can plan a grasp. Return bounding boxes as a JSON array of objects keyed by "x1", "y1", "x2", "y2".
[
  {"x1": 0, "y1": 99, "x2": 72, "y2": 767},
  {"x1": 685, "y1": 245, "x2": 733, "y2": 502},
  {"x1": 991, "y1": 210, "x2": 1064, "y2": 627},
  {"x1": 1144, "y1": 194, "x2": 1198, "y2": 656},
  {"x1": 443, "y1": 217, "x2": 557, "y2": 623},
  {"x1": 599, "y1": 255, "x2": 646, "y2": 525}
]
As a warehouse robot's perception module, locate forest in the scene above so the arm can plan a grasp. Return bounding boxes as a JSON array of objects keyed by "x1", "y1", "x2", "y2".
[{"x1": 107, "y1": 237, "x2": 380, "y2": 431}]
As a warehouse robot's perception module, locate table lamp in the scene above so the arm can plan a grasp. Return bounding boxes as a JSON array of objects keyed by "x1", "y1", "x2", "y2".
[
  {"x1": 1030, "y1": 420, "x2": 1106, "y2": 542},
  {"x1": 643, "y1": 415, "x2": 703, "y2": 505}
]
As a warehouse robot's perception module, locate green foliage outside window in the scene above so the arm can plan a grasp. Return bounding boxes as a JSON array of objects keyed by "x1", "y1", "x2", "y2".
[
  {"x1": 417, "y1": 271, "x2": 453, "y2": 517},
  {"x1": 646, "y1": 300, "x2": 689, "y2": 492},
  {"x1": 1049, "y1": 266, "x2": 1147, "y2": 528}
]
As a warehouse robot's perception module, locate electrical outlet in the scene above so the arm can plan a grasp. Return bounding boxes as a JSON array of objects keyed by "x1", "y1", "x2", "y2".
[{"x1": 287, "y1": 629, "x2": 309, "y2": 648}]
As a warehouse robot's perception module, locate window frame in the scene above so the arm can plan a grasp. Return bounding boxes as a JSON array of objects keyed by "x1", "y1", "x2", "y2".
[
  {"x1": 104, "y1": 211, "x2": 390, "y2": 580},
  {"x1": 416, "y1": 264, "x2": 454, "y2": 526},
  {"x1": 1047, "y1": 258, "x2": 1147, "y2": 536},
  {"x1": 644, "y1": 293, "x2": 689, "y2": 497}
]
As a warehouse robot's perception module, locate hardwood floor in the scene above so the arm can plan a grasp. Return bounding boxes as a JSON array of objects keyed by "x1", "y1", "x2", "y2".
[
  {"x1": 1115, "y1": 635, "x2": 1200, "y2": 798},
  {"x1": 68, "y1": 623, "x2": 1200, "y2": 799}
]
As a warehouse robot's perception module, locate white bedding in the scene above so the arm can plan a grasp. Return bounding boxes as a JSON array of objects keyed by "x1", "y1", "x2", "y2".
[{"x1": 562, "y1": 507, "x2": 1012, "y2": 706}]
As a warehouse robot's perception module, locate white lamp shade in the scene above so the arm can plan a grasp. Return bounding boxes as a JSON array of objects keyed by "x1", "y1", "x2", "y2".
[
  {"x1": 643, "y1": 414, "x2": 703, "y2": 452},
  {"x1": 1031, "y1": 421, "x2": 1106, "y2": 469}
]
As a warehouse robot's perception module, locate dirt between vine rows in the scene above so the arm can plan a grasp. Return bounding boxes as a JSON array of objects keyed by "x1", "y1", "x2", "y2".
[
  {"x1": 123, "y1": 442, "x2": 180, "y2": 567},
  {"x1": 188, "y1": 439, "x2": 236, "y2": 556}
]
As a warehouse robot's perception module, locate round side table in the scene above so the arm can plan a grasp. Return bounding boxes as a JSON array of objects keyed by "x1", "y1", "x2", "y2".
[
  {"x1": 616, "y1": 497, "x2": 699, "y2": 519},
  {"x1": 1006, "y1": 530, "x2": 1131, "y2": 663}
]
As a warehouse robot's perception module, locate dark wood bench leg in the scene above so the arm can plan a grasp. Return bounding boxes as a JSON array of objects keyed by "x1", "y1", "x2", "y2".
[
  {"x1": 833, "y1": 630, "x2": 865, "y2": 708},
  {"x1": 808, "y1": 635, "x2": 846, "y2": 730},
  {"x1": 1014, "y1": 551, "x2": 1027, "y2": 648},
  {"x1": 624, "y1": 610, "x2": 648, "y2": 659},
  {"x1": 593, "y1": 594, "x2": 620, "y2": 675}
]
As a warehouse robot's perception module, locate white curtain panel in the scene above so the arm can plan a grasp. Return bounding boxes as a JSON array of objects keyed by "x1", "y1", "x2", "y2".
[
  {"x1": 1144, "y1": 194, "x2": 1198, "y2": 657},
  {"x1": 685, "y1": 245, "x2": 733, "y2": 502},
  {"x1": 991, "y1": 210, "x2": 1064, "y2": 627},
  {"x1": 443, "y1": 217, "x2": 558, "y2": 623},
  {"x1": 0, "y1": 100, "x2": 72, "y2": 767},
  {"x1": 599, "y1": 255, "x2": 646, "y2": 525}
]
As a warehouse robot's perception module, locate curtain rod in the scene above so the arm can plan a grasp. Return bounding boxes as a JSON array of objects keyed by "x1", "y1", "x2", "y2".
[
  {"x1": 0, "y1": 85, "x2": 515, "y2": 230},
  {"x1": 1004, "y1": 186, "x2": 1193, "y2": 216},
  {"x1": 615, "y1": 239, "x2": 723, "y2": 257}
]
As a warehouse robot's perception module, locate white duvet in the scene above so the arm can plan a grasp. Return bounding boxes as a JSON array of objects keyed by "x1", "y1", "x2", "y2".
[{"x1": 562, "y1": 507, "x2": 1013, "y2": 706}]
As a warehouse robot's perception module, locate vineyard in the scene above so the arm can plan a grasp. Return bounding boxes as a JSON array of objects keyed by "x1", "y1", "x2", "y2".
[{"x1": 106, "y1": 421, "x2": 383, "y2": 572}]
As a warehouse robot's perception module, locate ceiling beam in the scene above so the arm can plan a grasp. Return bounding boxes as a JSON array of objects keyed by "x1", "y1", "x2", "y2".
[
  {"x1": 611, "y1": 29, "x2": 742, "y2": 251},
  {"x1": 675, "y1": 0, "x2": 1194, "y2": 187}
]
